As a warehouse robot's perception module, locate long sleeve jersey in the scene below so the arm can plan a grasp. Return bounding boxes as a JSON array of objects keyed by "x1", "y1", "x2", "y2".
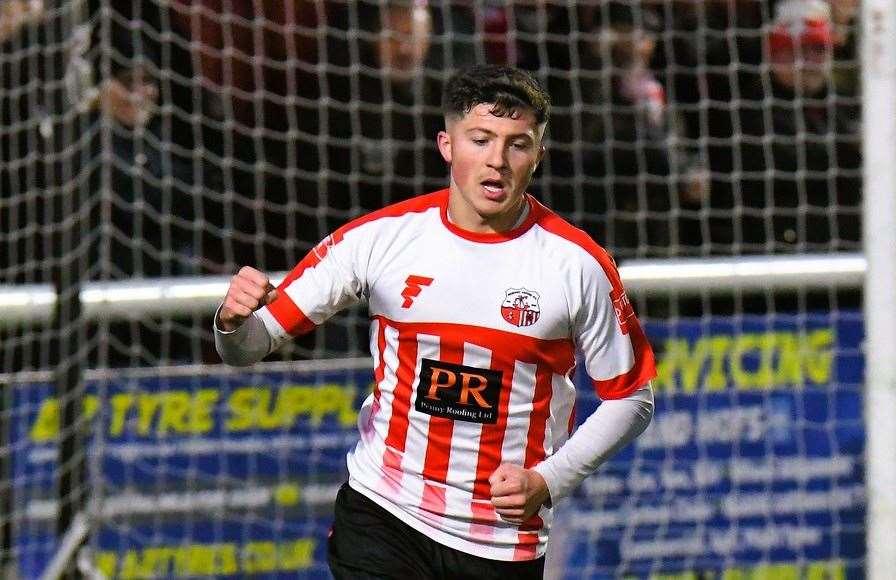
[{"x1": 216, "y1": 188, "x2": 656, "y2": 560}]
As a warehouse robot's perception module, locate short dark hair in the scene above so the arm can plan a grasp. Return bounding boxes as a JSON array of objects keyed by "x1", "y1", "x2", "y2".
[{"x1": 443, "y1": 65, "x2": 550, "y2": 126}]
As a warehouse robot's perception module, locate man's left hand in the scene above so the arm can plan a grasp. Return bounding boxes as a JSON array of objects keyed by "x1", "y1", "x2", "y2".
[{"x1": 489, "y1": 463, "x2": 551, "y2": 525}]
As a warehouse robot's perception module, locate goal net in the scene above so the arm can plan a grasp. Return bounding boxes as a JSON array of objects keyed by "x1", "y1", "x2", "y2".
[{"x1": 0, "y1": 0, "x2": 866, "y2": 578}]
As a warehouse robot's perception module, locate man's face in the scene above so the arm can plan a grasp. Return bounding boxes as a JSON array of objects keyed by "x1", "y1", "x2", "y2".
[
  {"x1": 592, "y1": 25, "x2": 656, "y2": 70},
  {"x1": 771, "y1": 42, "x2": 832, "y2": 96},
  {"x1": 437, "y1": 103, "x2": 546, "y2": 232},
  {"x1": 377, "y1": 5, "x2": 432, "y2": 83}
]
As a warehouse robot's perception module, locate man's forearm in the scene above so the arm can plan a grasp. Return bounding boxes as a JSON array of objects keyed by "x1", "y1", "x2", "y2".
[{"x1": 533, "y1": 384, "x2": 654, "y2": 503}]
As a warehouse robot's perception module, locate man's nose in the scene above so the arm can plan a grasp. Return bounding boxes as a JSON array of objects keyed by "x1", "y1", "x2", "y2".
[{"x1": 486, "y1": 144, "x2": 507, "y2": 168}]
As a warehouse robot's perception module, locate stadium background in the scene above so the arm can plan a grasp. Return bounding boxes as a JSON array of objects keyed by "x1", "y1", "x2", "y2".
[{"x1": 0, "y1": 0, "x2": 879, "y2": 578}]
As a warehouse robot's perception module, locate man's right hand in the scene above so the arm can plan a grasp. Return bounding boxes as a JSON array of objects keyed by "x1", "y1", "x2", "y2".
[{"x1": 217, "y1": 266, "x2": 279, "y2": 332}]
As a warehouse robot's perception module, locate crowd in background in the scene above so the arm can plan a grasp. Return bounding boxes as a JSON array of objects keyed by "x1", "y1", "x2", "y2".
[{"x1": 0, "y1": 0, "x2": 863, "y2": 364}]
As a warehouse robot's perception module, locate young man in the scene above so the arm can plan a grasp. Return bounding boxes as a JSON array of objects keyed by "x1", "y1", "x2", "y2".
[{"x1": 215, "y1": 65, "x2": 655, "y2": 579}]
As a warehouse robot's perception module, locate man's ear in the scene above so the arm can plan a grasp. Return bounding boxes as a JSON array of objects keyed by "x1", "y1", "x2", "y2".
[{"x1": 437, "y1": 130, "x2": 452, "y2": 164}]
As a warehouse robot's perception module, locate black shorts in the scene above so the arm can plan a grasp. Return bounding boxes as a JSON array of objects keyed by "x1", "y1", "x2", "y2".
[{"x1": 327, "y1": 483, "x2": 545, "y2": 580}]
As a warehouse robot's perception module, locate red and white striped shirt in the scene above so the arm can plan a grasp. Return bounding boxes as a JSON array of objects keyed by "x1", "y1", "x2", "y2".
[{"x1": 255, "y1": 189, "x2": 656, "y2": 560}]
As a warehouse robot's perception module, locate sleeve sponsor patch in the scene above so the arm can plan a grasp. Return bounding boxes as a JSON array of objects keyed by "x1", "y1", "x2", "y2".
[{"x1": 610, "y1": 287, "x2": 635, "y2": 335}]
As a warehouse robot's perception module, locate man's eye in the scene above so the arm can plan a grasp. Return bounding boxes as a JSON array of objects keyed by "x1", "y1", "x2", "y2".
[
  {"x1": 512, "y1": 142, "x2": 529, "y2": 150},
  {"x1": 473, "y1": 138, "x2": 488, "y2": 145}
]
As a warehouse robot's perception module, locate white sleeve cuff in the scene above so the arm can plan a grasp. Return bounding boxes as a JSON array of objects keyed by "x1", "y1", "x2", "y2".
[{"x1": 533, "y1": 384, "x2": 654, "y2": 504}]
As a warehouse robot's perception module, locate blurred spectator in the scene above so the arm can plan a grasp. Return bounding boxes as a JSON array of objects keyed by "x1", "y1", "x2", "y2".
[
  {"x1": 830, "y1": 0, "x2": 859, "y2": 47},
  {"x1": 0, "y1": 0, "x2": 44, "y2": 43},
  {"x1": 202, "y1": 0, "x2": 444, "y2": 275},
  {"x1": 702, "y1": 0, "x2": 861, "y2": 253},
  {"x1": 169, "y1": 0, "x2": 321, "y2": 126},
  {"x1": 650, "y1": 0, "x2": 769, "y2": 172},
  {"x1": 88, "y1": 2, "x2": 217, "y2": 278},
  {"x1": 581, "y1": 2, "x2": 708, "y2": 258},
  {"x1": 829, "y1": 0, "x2": 860, "y2": 96},
  {"x1": 98, "y1": 68, "x2": 158, "y2": 129},
  {"x1": 323, "y1": 0, "x2": 446, "y2": 221},
  {"x1": 164, "y1": 1, "x2": 325, "y2": 275}
]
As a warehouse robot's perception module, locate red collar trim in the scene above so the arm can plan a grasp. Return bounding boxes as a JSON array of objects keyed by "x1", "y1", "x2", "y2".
[{"x1": 438, "y1": 189, "x2": 543, "y2": 243}]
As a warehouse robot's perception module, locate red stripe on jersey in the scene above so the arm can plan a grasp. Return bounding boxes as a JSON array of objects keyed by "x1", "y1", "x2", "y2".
[
  {"x1": 533, "y1": 202, "x2": 656, "y2": 399},
  {"x1": 420, "y1": 340, "x2": 463, "y2": 518},
  {"x1": 282, "y1": 190, "x2": 444, "y2": 290},
  {"x1": 513, "y1": 541, "x2": 538, "y2": 561},
  {"x1": 514, "y1": 511, "x2": 544, "y2": 559},
  {"x1": 470, "y1": 501, "x2": 497, "y2": 540},
  {"x1": 370, "y1": 317, "x2": 575, "y2": 377},
  {"x1": 381, "y1": 328, "x2": 419, "y2": 491},
  {"x1": 520, "y1": 514, "x2": 543, "y2": 531},
  {"x1": 363, "y1": 321, "x2": 389, "y2": 437},
  {"x1": 365, "y1": 315, "x2": 573, "y2": 544},
  {"x1": 523, "y1": 365, "x2": 553, "y2": 468},
  {"x1": 513, "y1": 528, "x2": 541, "y2": 561},
  {"x1": 266, "y1": 295, "x2": 316, "y2": 336}
]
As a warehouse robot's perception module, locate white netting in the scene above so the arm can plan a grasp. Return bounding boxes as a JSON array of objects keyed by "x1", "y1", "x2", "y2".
[{"x1": 0, "y1": 0, "x2": 867, "y2": 578}]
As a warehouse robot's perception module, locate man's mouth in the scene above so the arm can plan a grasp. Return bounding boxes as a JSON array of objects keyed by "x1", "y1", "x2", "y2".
[{"x1": 481, "y1": 179, "x2": 506, "y2": 198}]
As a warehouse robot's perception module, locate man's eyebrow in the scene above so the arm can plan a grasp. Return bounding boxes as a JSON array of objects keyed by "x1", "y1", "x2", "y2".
[{"x1": 465, "y1": 128, "x2": 534, "y2": 141}]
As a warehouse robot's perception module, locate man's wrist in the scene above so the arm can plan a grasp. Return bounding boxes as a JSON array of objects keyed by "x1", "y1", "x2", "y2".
[
  {"x1": 531, "y1": 462, "x2": 558, "y2": 506},
  {"x1": 214, "y1": 305, "x2": 243, "y2": 334},
  {"x1": 529, "y1": 469, "x2": 552, "y2": 507}
]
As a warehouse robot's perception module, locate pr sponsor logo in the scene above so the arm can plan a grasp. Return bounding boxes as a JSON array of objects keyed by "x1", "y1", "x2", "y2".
[{"x1": 415, "y1": 359, "x2": 502, "y2": 424}]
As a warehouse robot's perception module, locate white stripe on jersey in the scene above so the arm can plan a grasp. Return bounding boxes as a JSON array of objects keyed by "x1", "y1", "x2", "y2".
[{"x1": 503, "y1": 360, "x2": 537, "y2": 467}]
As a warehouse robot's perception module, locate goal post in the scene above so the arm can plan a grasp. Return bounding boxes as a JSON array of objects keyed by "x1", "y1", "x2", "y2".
[{"x1": 861, "y1": 0, "x2": 896, "y2": 578}]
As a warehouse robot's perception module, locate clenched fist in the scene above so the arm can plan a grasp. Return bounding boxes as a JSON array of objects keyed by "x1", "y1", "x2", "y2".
[
  {"x1": 489, "y1": 463, "x2": 551, "y2": 525},
  {"x1": 217, "y1": 266, "x2": 278, "y2": 332}
]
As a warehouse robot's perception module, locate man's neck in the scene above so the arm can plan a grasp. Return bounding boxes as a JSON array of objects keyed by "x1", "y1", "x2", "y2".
[{"x1": 446, "y1": 194, "x2": 529, "y2": 234}]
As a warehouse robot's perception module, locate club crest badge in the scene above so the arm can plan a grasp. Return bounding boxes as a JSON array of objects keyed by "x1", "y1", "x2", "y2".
[{"x1": 501, "y1": 288, "x2": 541, "y2": 327}]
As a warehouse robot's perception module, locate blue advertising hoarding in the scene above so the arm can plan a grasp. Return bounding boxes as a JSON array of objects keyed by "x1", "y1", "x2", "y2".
[
  {"x1": 9, "y1": 312, "x2": 865, "y2": 579},
  {"x1": 555, "y1": 312, "x2": 865, "y2": 579}
]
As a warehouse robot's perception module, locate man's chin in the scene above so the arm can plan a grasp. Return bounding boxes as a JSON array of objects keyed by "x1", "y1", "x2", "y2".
[
  {"x1": 474, "y1": 198, "x2": 511, "y2": 215},
  {"x1": 474, "y1": 199, "x2": 526, "y2": 222}
]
